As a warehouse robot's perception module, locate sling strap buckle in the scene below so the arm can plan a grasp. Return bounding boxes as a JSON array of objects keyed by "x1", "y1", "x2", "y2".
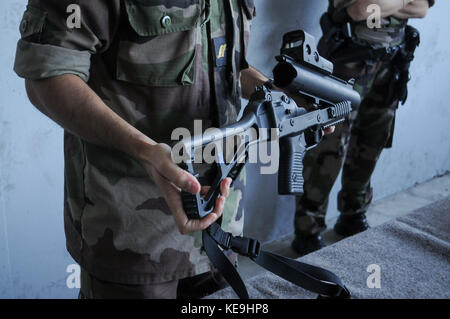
[
  {"x1": 205, "y1": 222, "x2": 350, "y2": 299},
  {"x1": 229, "y1": 236, "x2": 261, "y2": 259},
  {"x1": 208, "y1": 223, "x2": 261, "y2": 259}
]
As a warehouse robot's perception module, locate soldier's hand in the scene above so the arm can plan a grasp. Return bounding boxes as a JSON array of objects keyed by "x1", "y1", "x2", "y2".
[{"x1": 140, "y1": 143, "x2": 232, "y2": 234}]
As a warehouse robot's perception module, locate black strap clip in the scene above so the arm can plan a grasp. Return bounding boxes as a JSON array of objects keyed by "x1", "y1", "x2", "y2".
[
  {"x1": 208, "y1": 223, "x2": 231, "y2": 248},
  {"x1": 229, "y1": 236, "x2": 261, "y2": 259},
  {"x1": 207, "y1": 223, "x2": 261, "y2": 259}
]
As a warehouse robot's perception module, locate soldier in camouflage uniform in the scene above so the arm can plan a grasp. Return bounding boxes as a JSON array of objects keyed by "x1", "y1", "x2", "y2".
[
  {"x1": 292, "y1": 0, "x2": 434, "y2": 255},
  {"x1": 14, "y1": 0, "x2": 271, "y2": 298}
]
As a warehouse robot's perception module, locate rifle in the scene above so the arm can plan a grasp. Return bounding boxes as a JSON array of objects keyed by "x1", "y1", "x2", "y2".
[{"x1": 173, "y1": 30, "x2": 360, "y2": 299}]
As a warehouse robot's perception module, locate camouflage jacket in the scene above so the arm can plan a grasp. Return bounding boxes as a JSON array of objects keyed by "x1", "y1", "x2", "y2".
[
  {"x1": 14, "y1": 0, "x2": 255, "y2": 284},
  {"x1": 329, "y1": 0, "x2": 435, "y2": 48}
]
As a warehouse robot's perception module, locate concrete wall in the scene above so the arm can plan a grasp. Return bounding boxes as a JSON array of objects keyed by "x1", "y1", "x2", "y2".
[{"x1": 0, "y1": 0, "x2": 449, "y2": 298}]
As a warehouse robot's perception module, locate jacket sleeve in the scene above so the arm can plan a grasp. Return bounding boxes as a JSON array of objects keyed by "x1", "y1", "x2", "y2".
[
  {"x1": 14, "y1": 0, "x2": 120, "y2": 82},
  {"x1": 330, "y1": 0, "x2": 357, "y2": 23}
]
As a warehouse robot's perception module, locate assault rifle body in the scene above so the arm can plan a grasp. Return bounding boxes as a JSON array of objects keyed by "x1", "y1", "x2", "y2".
[
  {"x1": 171, "y1": 30, "x2": 358, "y2": 300},
  {"x1": 177, "y1": 30, "x2": 360, "y2": 220}
]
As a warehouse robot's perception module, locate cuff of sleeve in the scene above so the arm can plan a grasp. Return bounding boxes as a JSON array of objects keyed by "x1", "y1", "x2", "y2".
[{"x1": 14, "y1": 39, "x2": 92, "y2": 82}]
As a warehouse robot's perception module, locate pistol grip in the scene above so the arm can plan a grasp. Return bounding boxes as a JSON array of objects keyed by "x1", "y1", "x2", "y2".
[
  {"x1": 278, "y1": 136, "x2": 306, "y2": 195},
  {"x1": 181, "y1": 191, "x2": 202, "y2": 220},
  {"x1": 178, "y1": 164, "x2": 203, "y2": 220}
]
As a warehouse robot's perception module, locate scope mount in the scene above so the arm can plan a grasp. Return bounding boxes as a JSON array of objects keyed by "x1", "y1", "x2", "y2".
[{"x1": 279, "y1": 30, "x2": 334, "y2": 75}]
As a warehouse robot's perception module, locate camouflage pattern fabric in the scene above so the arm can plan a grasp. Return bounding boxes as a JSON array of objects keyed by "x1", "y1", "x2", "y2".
[
  {"x1": 78, "y1": 266, "x2": 227, "y2": 299},
  {"x1": 14, "y1": 0, "x2": 255, "y2": 286},
  {"x1": 295, "y1": 0, "x2": 417, "y2": 236},
  {"x1": 78, "y1": 267, "x2": 179, "y2": 299},
  {"x1": 330, "y1": 0, "x2": 434, "y2": 48},
  {"x1": 330, "y1": 0, "x2": 409, "y2": 48}
]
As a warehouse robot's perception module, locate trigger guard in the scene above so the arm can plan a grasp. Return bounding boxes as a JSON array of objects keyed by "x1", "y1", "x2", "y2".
[{"x1": 304, "y1": 127, "x2": 322, "y2": 149}]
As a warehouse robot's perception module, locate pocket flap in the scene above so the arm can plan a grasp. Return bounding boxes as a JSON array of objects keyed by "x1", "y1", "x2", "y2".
[{"x1": 124, "y1": 0, "x2": 201, "y2": 36}]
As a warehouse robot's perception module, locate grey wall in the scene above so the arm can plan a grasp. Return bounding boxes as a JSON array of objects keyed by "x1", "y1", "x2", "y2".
[
  {"x1": 0, "y1": 0, "x2": 73, "y2": 298},
  {"x1": 0, "y1": 0, "x2": 449, "y2": 298}
]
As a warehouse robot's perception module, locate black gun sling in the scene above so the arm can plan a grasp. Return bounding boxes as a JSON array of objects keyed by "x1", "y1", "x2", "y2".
[{"x1": 203, "y1": 222, "x2": 350, "y2": 299}]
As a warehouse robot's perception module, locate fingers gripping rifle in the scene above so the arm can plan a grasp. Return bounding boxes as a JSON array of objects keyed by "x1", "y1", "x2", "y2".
[{"x1": 175, "y1": 30, "x2": 360, "y2": 299}]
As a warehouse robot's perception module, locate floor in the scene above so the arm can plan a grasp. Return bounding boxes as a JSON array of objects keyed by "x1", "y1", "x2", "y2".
[{"x1": 238, "y1": 173, "x2": 450, "y2": 281}]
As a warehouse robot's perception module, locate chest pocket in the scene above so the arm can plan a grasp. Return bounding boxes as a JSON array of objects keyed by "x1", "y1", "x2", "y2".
[{"x1": 117, "y1": 0, "x2": 202, "y2": 87}]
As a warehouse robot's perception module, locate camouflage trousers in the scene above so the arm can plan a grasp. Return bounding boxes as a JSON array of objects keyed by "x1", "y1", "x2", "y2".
[
  {"x1": 295, "y1": 57, "x2": 400, "y2": 236},
  {"x1": 78, "y1": 267, "x2": 228, "y2": 299}
]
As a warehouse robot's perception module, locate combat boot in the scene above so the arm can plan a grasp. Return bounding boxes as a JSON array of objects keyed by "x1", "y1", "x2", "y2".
[
  {"x1": 334, "y1": 213, "x2": 370, "y2": 237},
  {"x1": 291, "y1": 233, "x2": 326, "y2": 256}
]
